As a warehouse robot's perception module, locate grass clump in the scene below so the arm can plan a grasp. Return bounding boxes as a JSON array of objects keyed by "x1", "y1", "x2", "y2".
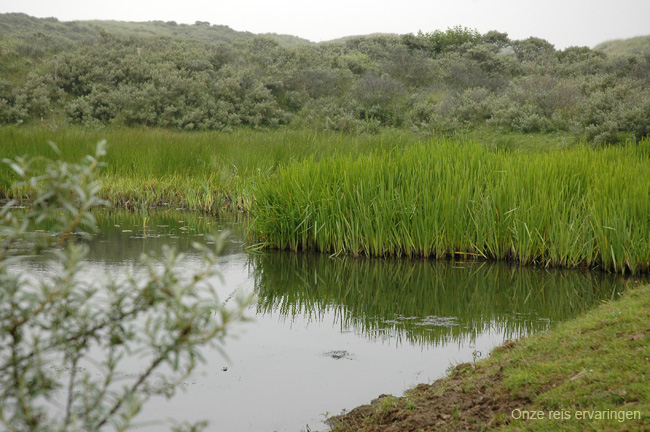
[{"x1": 250, "y1": 137, "x2": 650, "y2": 274}]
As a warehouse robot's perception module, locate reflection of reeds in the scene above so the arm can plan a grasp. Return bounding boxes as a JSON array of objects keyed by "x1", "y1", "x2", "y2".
[
  {"x1": 251, "y1": 138, "x2": 650, "y2": 274},
  {"x1": 85, "y1": 209, "x2": 243, "y2": 263},
  {"x1": 251, "y1": 252, "x2": 630, "y2": 347}
]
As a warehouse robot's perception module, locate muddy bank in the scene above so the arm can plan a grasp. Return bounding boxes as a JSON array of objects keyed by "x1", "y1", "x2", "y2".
[{"x1": 327, "y1": 349, "x2": 525, "y2": 431}]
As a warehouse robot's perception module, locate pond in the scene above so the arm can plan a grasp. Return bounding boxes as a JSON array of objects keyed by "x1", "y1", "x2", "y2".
[{"x1": 9, "y1": 209, "x2": 630, "y2": 432}]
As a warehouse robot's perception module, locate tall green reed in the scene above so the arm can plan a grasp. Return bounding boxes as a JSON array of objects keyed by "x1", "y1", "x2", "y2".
[
  {"x1": 251, "y1": 137, "x2": 650, "y2": 274},
  {"x1": 0, "y1": 125, "x2": 420, "y2": 211}
]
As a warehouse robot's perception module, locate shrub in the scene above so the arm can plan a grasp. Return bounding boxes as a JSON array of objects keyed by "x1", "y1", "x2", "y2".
[
  {"x1": 351, "y1": 74, "x2": 407, "y2": 125},
  {"x1": 0, "y1": 142, "x2": 250, "y2": 431},
  {"x1": 436, "y1": 51, "x2": 513, "y2": 91},
  {"x1": 417, "y1": 26, "x2": 481, "y2": 55},
  {"x1": 507, "y1": 75, "x2": 580, "y2": 118},
  {"x1": 512, "y1": 37, "x2": 556, "y2": 63},
  {"x1": 621, "y1": 88, "x2": 650, "y2": 140},
  {"x1": 572, "y1": 76, "x2": 639, "y2": 143},
  {"x1": 382, "y1": 47, "x2": 436, "y2": 88},
  {"x1": 297, "y1": 97, "x2": 379, "y2": 134},
  {"x1": 287, "y1": 69, "x2": 348, "y2": 99}
]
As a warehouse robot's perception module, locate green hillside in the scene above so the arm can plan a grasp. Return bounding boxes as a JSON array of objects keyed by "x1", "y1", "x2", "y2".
[
  {"x1": 1, "y1": 14, "x2": 649, "y2": 144},
  {"x1": 594, "y1": 34, "x2": 650, "y2": 56},
  {"x1": 0, "y1": 12, "x2": 313, "y2": 49}
]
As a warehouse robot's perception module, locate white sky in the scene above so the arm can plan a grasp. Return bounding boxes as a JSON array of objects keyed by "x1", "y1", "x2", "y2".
[{"x1": 1, "y1": 0, "x2": 649, "y2": 49}]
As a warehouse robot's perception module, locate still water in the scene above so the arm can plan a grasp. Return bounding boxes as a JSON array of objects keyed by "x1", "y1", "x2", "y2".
[{"x1": 10, "y1": 210, "x2": 629, "y2": 431}]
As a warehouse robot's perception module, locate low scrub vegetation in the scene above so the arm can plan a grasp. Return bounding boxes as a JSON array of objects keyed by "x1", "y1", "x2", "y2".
[{"x1": 1, "y1": 14, "x2": 649, "y2": 143}]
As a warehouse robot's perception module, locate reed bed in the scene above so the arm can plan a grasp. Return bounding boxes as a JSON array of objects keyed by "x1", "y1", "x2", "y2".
[
  {"x1": 251, "y1": 138, "x2": 650, "y2": 274},
  {"x1": 0, "y1": 125, "x2": 419, "y2": 212}
]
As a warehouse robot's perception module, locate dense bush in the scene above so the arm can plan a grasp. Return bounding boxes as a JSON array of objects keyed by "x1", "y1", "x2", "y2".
[
  {"x1": 297, "y1": 97, "x2": 380, "y2": 134},
  {"x1": 1, "y1": 18, "x2": 649, "y2": 142},
  {"x1": 352, "y1": 74, "x2": 406, "y2": 125}
]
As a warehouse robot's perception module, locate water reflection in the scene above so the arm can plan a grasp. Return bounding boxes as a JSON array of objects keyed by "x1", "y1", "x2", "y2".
[
  {"x1": 86, "y1": 208, "x2": 246, "y2": 262},
  {"x1": 251, "y1": 252, "x2": 626, "y2": 347},
  {"x1": 17, "y1": 207, "x2": 630, "y2": 349},
  {"x1": 5, "y1": 209, "x2": 636, "y2": 431},
  {"x1": 82, "y1": 210, "x2": 628, "y2": 349}
]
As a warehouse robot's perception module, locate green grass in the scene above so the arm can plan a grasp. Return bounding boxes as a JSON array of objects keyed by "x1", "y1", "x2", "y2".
[
  {"x1": 466, "y1": 128, "x2": 583, "y2": 152},
  {"x1": 497, "y1": 284, "x2": 650, "y2": 430},
  {"x1": 0, "y1": 13, "x2": 313, "y2": 49},
  {"x1": 594, "y1": 34, "x2": 650, "y2": 57},
  {"x1": 250, "y1": 137, "x2": 650, "y2": 274},
  {"x1": 0, "y1": 125, "x2": 422, "y2": 213}
]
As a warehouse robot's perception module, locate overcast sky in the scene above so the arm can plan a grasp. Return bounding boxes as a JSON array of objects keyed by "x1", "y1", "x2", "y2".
[{"x1": 2, "y1": 0, "x2": 649, "y2": 49}]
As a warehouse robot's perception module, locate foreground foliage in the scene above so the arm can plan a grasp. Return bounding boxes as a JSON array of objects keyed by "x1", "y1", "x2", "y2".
[
  {"x1": 0, "y1": 142, "x2": 250, "y2": 431},
  {"x1": 251, "y1": 137, "x2": 650, "y2": 274}
]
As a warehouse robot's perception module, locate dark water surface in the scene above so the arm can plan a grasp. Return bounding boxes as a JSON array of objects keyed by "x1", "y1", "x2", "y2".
[{"x1": 9, "y1": 210, "x2": 630, "y2": 432}]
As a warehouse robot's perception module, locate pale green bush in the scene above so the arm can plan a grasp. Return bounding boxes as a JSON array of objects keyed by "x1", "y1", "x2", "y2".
[{"x1": 0, "y1": 142, "x2": 250, "y2": 431}]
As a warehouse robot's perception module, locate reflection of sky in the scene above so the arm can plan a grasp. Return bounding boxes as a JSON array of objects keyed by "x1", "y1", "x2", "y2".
[
  {"x1": 5, "y1": 211, "x2": 630, "y2": 432},
  {"x1": 132, "y1": 311, "x2": 508, "y2": 432},
  {"x1": 11, "y1": 250, "x2": 504, "y2": 432}
]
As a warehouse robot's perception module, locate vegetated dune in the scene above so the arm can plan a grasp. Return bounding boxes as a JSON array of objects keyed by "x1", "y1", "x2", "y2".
[
  {"x1": 1, "y1": 14, "x2": 649, "y2": 143},
  {"x1": 594, "y1": 34, "x2": 650, "y2": 56}
]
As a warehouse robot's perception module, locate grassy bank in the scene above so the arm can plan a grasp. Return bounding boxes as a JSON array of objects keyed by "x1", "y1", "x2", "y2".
[
  {"x1": 328, "y1": 283, "x2": 650, "y2": 431},
  {"x1": 251, "y1": 138, "x2": 650, "y2": 274}
]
